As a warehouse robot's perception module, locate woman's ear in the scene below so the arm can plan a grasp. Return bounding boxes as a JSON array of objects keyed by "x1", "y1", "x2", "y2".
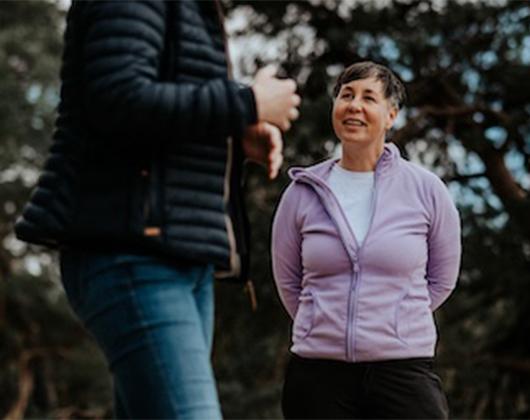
[{"x1": 386, "y1": 105, "x2": 398, "y2": 130}]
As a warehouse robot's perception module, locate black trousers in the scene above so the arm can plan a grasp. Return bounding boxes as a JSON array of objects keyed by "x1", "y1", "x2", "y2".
[{"x1": 282, "y1": 354, "x2": 449, "y2": 419}]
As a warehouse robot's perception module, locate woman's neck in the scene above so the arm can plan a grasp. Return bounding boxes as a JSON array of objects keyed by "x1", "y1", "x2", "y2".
[{"x1": 339, "y1": 141, "x2": 384, "y2": 172}]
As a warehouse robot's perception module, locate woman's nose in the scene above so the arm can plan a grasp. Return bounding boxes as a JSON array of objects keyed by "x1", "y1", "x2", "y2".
[{"x1": 347, "y1": 97, "x2": 362, "y2": 112}]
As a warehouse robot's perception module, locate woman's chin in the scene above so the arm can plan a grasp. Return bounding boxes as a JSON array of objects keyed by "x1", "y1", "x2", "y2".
[{"x1": 340, "y1": 135, "x2": 372, "y2": 146}]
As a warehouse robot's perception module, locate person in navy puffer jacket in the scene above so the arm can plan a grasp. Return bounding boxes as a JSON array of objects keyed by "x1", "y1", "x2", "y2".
[
  {"x1": 15, "y1": 1, "x2": 300, "y2": 418},
  {"x1": 272, "y1": 61, "x2": 461, "y2": 419}
]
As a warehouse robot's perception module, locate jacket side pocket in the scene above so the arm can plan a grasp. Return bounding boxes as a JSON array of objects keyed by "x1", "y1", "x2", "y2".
[
  {"x1": 395, "y1": 288, "x2": 411, "y2": 345},
  {"x1": 293, "y1": 291, "x2": 315, "y2": 340}
]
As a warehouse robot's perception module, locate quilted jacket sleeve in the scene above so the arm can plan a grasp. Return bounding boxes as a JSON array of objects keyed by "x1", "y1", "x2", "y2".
[
  {"x1": 79, "y1": 0, "x2": 256, "y2": 143},
  {"x1": 271, "y1": 183, "x2": 304, "y2": 319}
]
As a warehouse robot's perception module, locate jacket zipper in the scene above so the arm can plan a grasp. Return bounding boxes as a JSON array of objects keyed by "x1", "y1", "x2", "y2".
[
  {"x1": 143, "y1": 2, "x2": 173, "y2": 239},
  {"x1": 346, "y1": 170, "x2": 379, "y2": 361},
  {"x1": 214, "y1": 136, "x2": 241, "y2": 278},
  {"x1": 209, "y1": 1, "x2": 241, "y2": 279},
  {"x1": 321, "y1": 180, "x2": 362, "y2": 362},
  {"x1": 142, "y1": 158, "x2": 163, "y2": 237},
  {"x1": 346, "y1": 261, "x2": 360, "y2": 361}
]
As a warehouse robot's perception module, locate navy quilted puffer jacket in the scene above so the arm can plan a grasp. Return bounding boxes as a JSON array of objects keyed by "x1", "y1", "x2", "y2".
[{"x1": 15, "y1": 0, "x2": 257, "y2": 280}]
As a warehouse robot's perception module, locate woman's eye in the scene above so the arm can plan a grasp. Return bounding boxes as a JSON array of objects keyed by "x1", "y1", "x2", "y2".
[
  {"x1": 365, "y1": 96, "x2": 375, "y2": 102},
  {"x1": 341, "y1": 93, "x2": 352, "y2": 99}
]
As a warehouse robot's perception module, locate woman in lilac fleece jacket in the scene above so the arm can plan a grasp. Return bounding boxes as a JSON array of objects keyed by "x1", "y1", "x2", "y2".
[{"x1": 271, "y1": 61, "x2": 461, "y2": 419}]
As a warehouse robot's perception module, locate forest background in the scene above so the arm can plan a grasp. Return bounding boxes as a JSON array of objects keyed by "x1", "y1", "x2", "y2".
[{"x1": 1, "y1": 0, "x2": 530, "y2": 418}]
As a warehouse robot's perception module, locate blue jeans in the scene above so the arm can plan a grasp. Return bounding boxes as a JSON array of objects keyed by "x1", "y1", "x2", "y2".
[{"x1": 59, "y1": 250, "x2": 222, "y2": 419}]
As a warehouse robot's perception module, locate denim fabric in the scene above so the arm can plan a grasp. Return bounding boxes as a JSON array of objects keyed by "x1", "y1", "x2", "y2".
[{"x1": 60, "y1": 250, "x2": 222, "y2": 419}]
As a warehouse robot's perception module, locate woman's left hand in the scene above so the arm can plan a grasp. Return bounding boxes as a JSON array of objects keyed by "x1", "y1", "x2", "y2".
[{"x1": 242, "y1": 122, "x2": 284, "y2": 179}]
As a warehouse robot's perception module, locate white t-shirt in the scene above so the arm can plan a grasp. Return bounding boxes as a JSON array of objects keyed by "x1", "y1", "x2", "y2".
[{"x1": 328, "y1": 163, "x2": 375, "y2": 247}]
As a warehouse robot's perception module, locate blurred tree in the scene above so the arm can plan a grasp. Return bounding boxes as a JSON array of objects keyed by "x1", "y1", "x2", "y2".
[
  {"x1": 2, "y1": 0, "x2": 529, "y2": 418},
  {"x1": 0, "y1": 2, "x2": 111, "y2": 418}
]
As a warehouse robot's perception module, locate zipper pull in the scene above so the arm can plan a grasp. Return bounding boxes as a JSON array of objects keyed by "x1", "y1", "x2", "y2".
[
  {"x1": 144, "y1": 227, "x2": 161, "y2": 237},
  {"x1": 353, "y1": 262, "x2": 360, "y2": 273},
  {"x1": 141, "y1": 168, "x2": 161, "y2": 237},
  {"x1": 245, "y1": 279, "x2": 258, "y2": 312}
]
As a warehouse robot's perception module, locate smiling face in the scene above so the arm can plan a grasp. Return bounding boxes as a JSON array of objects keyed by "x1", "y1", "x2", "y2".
[{"x1": 332, "y1": 77, "x2": 398, "y2": 148}]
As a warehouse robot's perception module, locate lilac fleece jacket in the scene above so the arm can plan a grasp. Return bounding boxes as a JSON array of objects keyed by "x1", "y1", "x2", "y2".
[{"x1": 271, "y1": 143, "x2": 461, "y2": 362}]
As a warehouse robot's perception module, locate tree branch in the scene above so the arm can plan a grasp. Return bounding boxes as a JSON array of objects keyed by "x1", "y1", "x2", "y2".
[
  {"x1": 422, "y1": 104, "x2": 511, "y2": 125},
  {"x1": 445, "y1": 172, "x2": 488, "y2": 183},
  {"x1": 4, "y1": 351, "x2": 35, "y2": 420},
  {"x1": 478, "y1": 355, "x2": 530, "y2": 373}
]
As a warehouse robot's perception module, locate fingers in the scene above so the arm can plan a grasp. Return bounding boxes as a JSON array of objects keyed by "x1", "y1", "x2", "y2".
[
  {"x1": 284, "y1": 79, "x2": 297, "y2": 93},
  {"x1": 243, "y1": 122, "x2": 284, "y2": 180},
  {"x1": 289, "y1": 107, "x2": 300, "y2": 121},
  {"x1": 268, "y1": 124, "x2": 283, "y2": 151},
  {"x1": 281, "y1": 120, "x2": 291, "y2": 131},
  {"x1": 292, "y1": 94, "x2": 301, "y2": 107},
  {"x1": 267, "y1": 125, "x2": 283, "y2": 179},
  {"x1": 282, "y1": 92, "x2": 301, "y2": 131},
  {"x1": 253, "y1": 65, "x2": 301, "y2": 132},
  {"x1": 278, "y1": 94, "x2": 301, "y2": 131},
  {"x1": 268, "y1": 145, "x2": 283, "y2": 179},
  {"x1": 255, "y1": 64, "x2": 278, "y2": 82},
  {"x1": 280, "y1": 112, "x2": 298, "y2": 131},
  {"x1": 268, "y1": 152, "x2": 284, "y2": 180}
]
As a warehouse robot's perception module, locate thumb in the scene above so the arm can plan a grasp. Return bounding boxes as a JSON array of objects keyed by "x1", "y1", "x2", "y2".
[{"x1": 256, "y1": 64, "x2": 277, "y2": 81}]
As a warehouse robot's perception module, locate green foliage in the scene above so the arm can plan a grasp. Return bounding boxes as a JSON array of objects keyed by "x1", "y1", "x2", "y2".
[
  {"x1": 0, "y1": 2, "x2": 112, "y2": 418},
  {"x1": 0, "y1": 273, "x2": 112, "y2": 418}
]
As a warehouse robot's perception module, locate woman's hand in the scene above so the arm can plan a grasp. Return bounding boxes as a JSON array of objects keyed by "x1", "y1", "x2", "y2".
[
  {"x1": 242, "y1": 122, "x2": 284, "y2": 180},
  {"x1": 252, "y1": 65, "x2": 301, "y2": 131}
]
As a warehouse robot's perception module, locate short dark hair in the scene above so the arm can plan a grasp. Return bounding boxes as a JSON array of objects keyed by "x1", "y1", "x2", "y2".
[{"x1": 332, "y1": 61, "x2": 406, "y2": 109}]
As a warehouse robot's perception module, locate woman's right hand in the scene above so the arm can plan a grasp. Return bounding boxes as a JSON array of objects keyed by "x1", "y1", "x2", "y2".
[{"x1": 252, "y1": 65, "x2": 301, "y2": 131}]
